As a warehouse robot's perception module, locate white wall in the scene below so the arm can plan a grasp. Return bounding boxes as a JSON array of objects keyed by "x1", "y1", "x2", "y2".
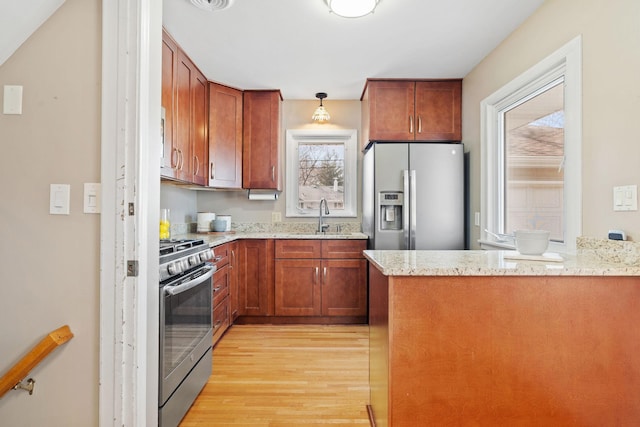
[
  {"x1": 0, "y1": 0, "x2": 100, "y2": 425},
  {"x1": 463, "y1": 0, "x2": 640, "y2": 247}
]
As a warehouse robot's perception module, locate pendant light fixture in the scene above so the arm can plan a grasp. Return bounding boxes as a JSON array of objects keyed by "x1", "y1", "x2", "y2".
[
  {"x1": 325, "y1": 0, "x2": 379, "y2": 18},
  {"x1": 312, "y1": 92, "x2": 330, "y2": 123}
]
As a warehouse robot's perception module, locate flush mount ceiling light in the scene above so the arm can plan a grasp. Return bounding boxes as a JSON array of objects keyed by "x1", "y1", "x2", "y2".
[
  {"x1": 312, "y1": 92, "x2": 330, "y2": 123},
  {"x1": 190, "y1": 0, "x2": 235, "y2": 12},
  {"x1": 325, "y1": 0, "x2": 379, "y2": 18}
]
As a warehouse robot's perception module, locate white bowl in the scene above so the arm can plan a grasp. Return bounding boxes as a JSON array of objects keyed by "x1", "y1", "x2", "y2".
[{"x1": 514, "y1": 229, "x2": 550, "y2": 255}]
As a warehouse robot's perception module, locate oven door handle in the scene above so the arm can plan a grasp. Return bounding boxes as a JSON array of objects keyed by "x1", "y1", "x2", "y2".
[{"x1": 164, "y1": 265, "x2": 216, "y2": 296}]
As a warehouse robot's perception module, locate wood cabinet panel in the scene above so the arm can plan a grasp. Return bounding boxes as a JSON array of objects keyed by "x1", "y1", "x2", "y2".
[
  {"x1": 212, "y1": 243, "x2": 229, "y2": 268},
  {"x1": 369, "y1": 274, "x2": 640, "y2": 426},
  {"x1": 243, "y1": 90, "x2": 282, "y2": 190},
  {"x1": 362, "y1": 79, "x2": 462, "y2": 146},
  {"x1": 321, "y1": 259, "x2": 367, "y2": 316},
  {"x1": 209, "y1": 83, "x2": 243, "y2": 188},
  {"x1": 273, "y1": 239, "x2": 367, "y2": 320},
  {"x1": 228, "y1": 241, "x2": 239, "y2": 322},
  {"x1": 212, "y1": 293, "x2": 230, "y2": 345},
  {"x1": 415, "y1": 80, "x2": 461, "y2": 141},
  {"x1": 212, "y1": 264, "x2": 230, "y2": 309},
  {"x1": 237, "y1": 239, "x2": 274, "y2": 316},
  {"x1": 275, "y1": 259, "x2": 321, "y2": 316},
  {"x1": 275, "y1": 240, "x2": 321, "y2": 259},
  {"x1": 367, "y1": 80, "x2": 415, "y2": 141},
  {"x1": 161, "y1": 28, "x2": 208, "y2": 185},
  {"x1": 175, "y1": 50, "x2": 193, "y2": 182},
  {"x1": 161, "y1": 30, "x2": 178, "y2": 178},
  {"x1": 322, "y1": 240, "x2": 366, "y2": 259},
  {"x1": 191, "y1": 69, "x2": 208, "y2": 185}
]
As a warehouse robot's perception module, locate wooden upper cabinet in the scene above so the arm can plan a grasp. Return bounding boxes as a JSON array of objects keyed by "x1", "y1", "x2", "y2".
[
  {"x1": 191, "y1": 69, "x2": 208, "y2": 186},
  {"x1": 161, "y1": 28, "x2": 208, "y2": 185},
  {"x1": 161, "y1": 30, "x2": 178, "y2": 178},
  {"x1": 415, "y1": 81, "x2": 461, "y2": 141},
  {"x1": 362, "y1": 79, "x2": 462, "y2": 146},
  {"x1": 208, "y1": 83, "x2": 243, "y2": 188},
  {"x1": 243, "y1": 90, "x2": 283, "y2": 190}
]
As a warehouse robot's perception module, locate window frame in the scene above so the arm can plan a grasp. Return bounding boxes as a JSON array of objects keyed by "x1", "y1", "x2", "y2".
[
  {"x1": 480, "y1": 36, "x2": 582, "y2": 253},
  {"x1": 285, "y1": 129, "x2": 358, "y2": 218}
]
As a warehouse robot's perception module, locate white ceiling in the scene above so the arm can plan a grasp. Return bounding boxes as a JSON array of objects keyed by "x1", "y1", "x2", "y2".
[{"x1": 163, "y1": 0, "x2": 545, "y2": 100}]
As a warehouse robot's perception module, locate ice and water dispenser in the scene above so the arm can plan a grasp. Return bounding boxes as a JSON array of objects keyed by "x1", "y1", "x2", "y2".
[{"x1": 378, "y1": 191, "x2": 403, "y2": 230}]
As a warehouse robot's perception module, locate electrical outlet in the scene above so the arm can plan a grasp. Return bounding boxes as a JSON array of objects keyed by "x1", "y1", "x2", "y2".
[{"x1": 271, "y1": 212, "x2": 282, "y2": 222}]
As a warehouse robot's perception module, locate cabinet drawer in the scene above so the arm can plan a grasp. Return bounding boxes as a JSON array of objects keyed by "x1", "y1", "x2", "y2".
[
  {"x1": 213, "y1": 264, "x2": 230, "y2": 307},
  {"x1": 212, "y1": 296, "x2": 229, "y2": 345},
  {"x1": 212, "y1": 242, "x2": 229, "y2": 267},
  {"x1": 322, "y1": 240, "x2": 366, "y2": 259},
  {"x1": 275, "y1": 240, "x2": 321, "y2": 259}
]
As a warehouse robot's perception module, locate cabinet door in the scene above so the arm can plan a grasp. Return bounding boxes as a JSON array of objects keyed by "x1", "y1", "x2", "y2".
[
  {"x1": 321, "y1": 259, "x2": 367, "y2": 316},
  {"x1": 213, "y1": 264, "x2": 230, "y2": 309},
  {"x1": 367, "y1": 80, "x2": 415, "y2": 141},
  {"x1": 237, "y1": 239, "x2": 274, "y2": 316},
  {"x1": 212, "y1": 243, "x2": 230, "y2": 268},
  {"x1": 209, "y1": 83, "x2": 243, "y2": 188},
  {"x1": 275, "y1": 259, "x2": 322, "y2": 316},
  {"x1": 191, "y1": 69, "x2": 208, "y2": 185},
  {"x1": 243, "y1": 90, "x2": 282, "y2": 190},
  {"x1": 414, "y1": 80, "x2": 461, "y2": 141},
  {"x1": 228, "y1": 241, "x2": 239, "y2": 322},
  {"x1": 161, "y1": 30, "x2": 178, "y2": 178},
  {"x1": 175, "y1": 50, "x2": 193, "y2": 182}
]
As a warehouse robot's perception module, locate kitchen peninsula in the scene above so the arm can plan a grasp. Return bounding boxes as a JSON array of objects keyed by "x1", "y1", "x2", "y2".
[{"x1": 365, "y1": 241, "x2": 640, "y2": 426}]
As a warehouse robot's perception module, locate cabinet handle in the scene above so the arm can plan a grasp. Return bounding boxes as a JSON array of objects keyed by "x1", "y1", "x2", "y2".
[
  {"x1": 409, "y1": 116, "x2": 413, "y2": 134},
  {"x1": 230, "y1": 250, "x2": 235, "y2": 269},
  {"x1": 172, "y1": 148, "x2": 179, "y2": 169},
  {"x1": 418, "y1": 116, "x2": 422, "y2": 134},
  {"x1": 271, "y1": 166, "x2": 275, "y2": 182},
  {"x1": 210, "y1": 162, "x2": 215, "y2": 180},
  {"x1": 323, "y1": 267, "x2": 327, "y2": 280},
  {"x1": 177, "y1": 149, "x2": 183, "y2": 170},
  {"x1": 213, "y1": 286, "x2": 221, "y2": 293},
  {"x1": 194, "y1": 155, "x2": 200, "y2": 175},
  {"x1": 315, "y1": 267, "x2": 319, "y2": 283}
]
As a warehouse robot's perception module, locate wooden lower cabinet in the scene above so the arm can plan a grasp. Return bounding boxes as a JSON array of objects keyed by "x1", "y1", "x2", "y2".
[
  {"x1": 237, "y1": 239, "x2": 275, "y2": 317},
  {"x1": 228, "y1": 241, "x2": 239, "y2": 322},
  {"x1": 211, "y1": 243, "x2": 231, "y2": 345},
  {"x1": 368, "y1": 265, "x2": 640, "y2": 426},
  {"x1": 273, "y1": 240, "x2": 367, "y2": 323}
]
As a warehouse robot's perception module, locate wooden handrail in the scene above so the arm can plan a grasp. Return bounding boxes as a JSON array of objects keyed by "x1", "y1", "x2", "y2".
[{"x1": 0, "y1": 325, "x2": 74, "y2": 398}]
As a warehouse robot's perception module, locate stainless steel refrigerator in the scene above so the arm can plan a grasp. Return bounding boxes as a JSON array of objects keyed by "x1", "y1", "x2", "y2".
[{"x1": 362, "y1": 142, "x2": 465, "y2": 250}]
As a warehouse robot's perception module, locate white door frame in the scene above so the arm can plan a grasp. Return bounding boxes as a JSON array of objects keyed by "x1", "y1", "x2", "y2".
[{"x1": 100, "y1": 1, "x2": 161, "y2": 425}]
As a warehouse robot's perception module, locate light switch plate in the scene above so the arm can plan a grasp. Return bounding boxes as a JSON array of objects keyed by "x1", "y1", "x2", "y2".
[
  {"x1": 50, "y1": 184, "x2": 70, "y2": 215},
  {"x1": 613, "y1": 185, "x2": 637, "y2": 211},
  {"x1": 84, "y1": 182, "x2": 101, "y2": 213},
  {"x1": 3, "y1": 85, "x2": 23, "y2": 115}
]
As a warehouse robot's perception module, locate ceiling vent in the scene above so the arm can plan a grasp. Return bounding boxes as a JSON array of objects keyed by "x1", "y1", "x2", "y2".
[{"x1": 190, "y1": 0, "x2": 235, "y2": 11}]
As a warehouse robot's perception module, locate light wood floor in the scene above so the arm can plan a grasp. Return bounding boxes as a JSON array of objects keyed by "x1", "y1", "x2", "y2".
[{"x1": 180, "y1": 324, "x2": 371, "y2": 427}]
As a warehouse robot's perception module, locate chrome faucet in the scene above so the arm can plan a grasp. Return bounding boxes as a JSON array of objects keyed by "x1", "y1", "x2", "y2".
[{"x1": 318, "y1": 198, "x2": 330, "y2": 233}]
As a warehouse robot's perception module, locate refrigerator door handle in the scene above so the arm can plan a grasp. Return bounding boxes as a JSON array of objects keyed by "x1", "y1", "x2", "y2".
[
  {"x1": 410, "y1": 170, "x2": 417, "y2": 250},
  {"x1": 403, "y1": 170, "x2": 410, "y2": 250}
]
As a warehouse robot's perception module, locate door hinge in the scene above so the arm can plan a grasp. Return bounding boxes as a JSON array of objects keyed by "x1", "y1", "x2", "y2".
[
  {"x1": 128, "y1": 203, "x2": 135, "y2": 216},
  {"x1": 127, "y1": 260, "x2": 139, "y2": 277}
]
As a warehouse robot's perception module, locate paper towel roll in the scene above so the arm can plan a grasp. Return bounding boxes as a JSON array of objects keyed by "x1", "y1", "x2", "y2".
[{"x1": 247, "y1": 190, "x2": 279, "y2": 201}]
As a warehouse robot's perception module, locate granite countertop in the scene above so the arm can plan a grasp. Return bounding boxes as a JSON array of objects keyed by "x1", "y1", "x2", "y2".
[
  {"x1": 364, "y1": 248, "x2": 640, "y2": 277},
  {"x1": 178, "y1": 231, "x2": 368, "y2": 248}
]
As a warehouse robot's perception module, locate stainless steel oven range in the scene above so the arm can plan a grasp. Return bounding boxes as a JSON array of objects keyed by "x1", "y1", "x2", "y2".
[{"x1": 159, "y1": 238, "x2": 216, "y2": 427}]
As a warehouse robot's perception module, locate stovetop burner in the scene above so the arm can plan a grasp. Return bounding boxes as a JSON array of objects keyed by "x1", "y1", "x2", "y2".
[{"x1": 159, "y1": 238, "x2": 206, "y2": 256}]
